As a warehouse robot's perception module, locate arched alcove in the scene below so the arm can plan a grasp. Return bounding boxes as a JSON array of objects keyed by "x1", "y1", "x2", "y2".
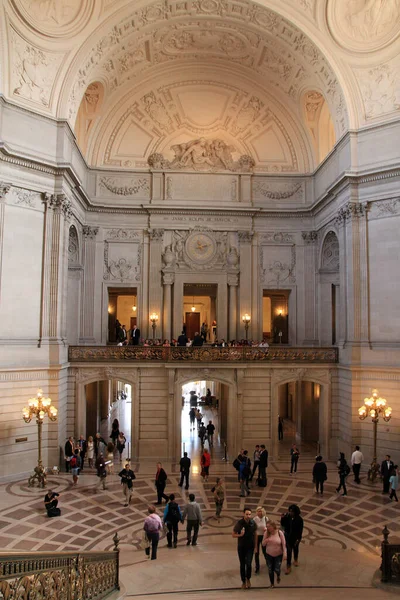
[
  {"x1": 74, "y1": 81, "x2": 104, "y2": 155},
  {"x1": 319, "y1": 230, "x2": 340, "y2": 345},
  {"x1": 66, "y1": 225, "x2": 82, "y2": 345},
  {"x1": 303, "y1": 90, "x2": 336, "y2": 165}
]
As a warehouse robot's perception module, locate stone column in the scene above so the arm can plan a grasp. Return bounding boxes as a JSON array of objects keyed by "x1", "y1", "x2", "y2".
[
  {"x1": 0, "y1": 182, "x2": 11, "y2": 305},
  {"x1": 39, "y1": 194, "x2": 71, "y2": 350},
  {"x1": 238, "y1": 231, "x2": 253, "y2": 338},
  {"x1": 79, "y1": 226, "x2": 99, "y2": 344},
  {"x1": 162, "y1": 271, "x2": 174, "y2": 341},
  {"x1": 228, "y1": 273, "x2": 238, "y2": 341},
  {"x1": 148, "y1": 229, "x2": 164, "y2": 339},
  {"x1": 336, "y1": 210, "x2": 347, "y2": 345},
  {"x1": 302, "y1": 231, "x2": 318, "y2": 345}
]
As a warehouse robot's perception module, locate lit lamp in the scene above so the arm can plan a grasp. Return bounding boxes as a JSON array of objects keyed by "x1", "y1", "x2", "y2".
[
  {"x1": 358, "y1": 389, "x2": 392, "y2": 483},
  {"x1": 191, "y1": 297, "x2": 196, "y2": 312},
  {"x1": 22, "y1": 389, "x2": 58, "y2": 487},
  {"x1": 150, "y1": 313, "x2": 159, "y2": 339},
  {"x1": 242, "y1": 313, "x2": 251, "y2": 341}
]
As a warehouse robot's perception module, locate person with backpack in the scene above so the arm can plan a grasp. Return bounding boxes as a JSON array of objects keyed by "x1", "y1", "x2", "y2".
[
  {"x1": 336, "y1": 452, "x2": 350, "y2": 496},
  {"x1": 280, "y1": 504, "x2": 303, "y2": 574},
  {"x1": 163, "y1": 493, "x2": 183, "y2": 548},
  {"x1": 70, "y1": 448, "x2": 81, "y2": 486},
  {"x1": 118, "y1": 463, "x2": 136, "y2": 506},
  {"x1": 95, "y1": 452, "x2": 107, "y2": 491},
  {"x1": 239, "y1": 454, "x2": 251, "y2": 497}
]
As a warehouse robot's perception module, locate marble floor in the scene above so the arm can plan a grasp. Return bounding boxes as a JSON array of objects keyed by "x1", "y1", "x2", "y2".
[{"x1": 1, "y1": 413, "x2": 399, "y2": 598}]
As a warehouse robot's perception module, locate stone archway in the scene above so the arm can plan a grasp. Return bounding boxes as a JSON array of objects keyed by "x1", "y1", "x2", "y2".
[{"x1": 319, "y1": 230, "x2": 340, "y2": 345}]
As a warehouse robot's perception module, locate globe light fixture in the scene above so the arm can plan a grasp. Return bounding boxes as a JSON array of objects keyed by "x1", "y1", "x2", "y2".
[{"x1": 358, "y1": 389, "x2": 392, "y2": 482}]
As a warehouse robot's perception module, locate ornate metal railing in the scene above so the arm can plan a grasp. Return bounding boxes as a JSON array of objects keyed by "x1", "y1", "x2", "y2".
[
  {"x1": 381, "y1": 526, "x2": 400, "y2": 584},
  {"x1": 68, "y1": 345, "x2": 338, "y2": 363},
  {"x1": 0, "y1": 534, "x2": 120, "y2": 600}
]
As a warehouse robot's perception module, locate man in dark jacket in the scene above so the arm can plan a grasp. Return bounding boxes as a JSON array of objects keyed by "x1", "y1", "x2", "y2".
[
  {"x1": 155, "y1": 462, "x2": 169, "y2": 504},
  {"x1": 258, "y1": 445, "x2": 268, "y2": 487},
  {"x1": 381, "y1": 455, "x2": 395, "y2": 493},
  {"x1": 179, "y1": 452, "x2": 191, "y2": 489},
  {"x1": 177, "y1": 331, "x2": 188, "y2": 346},
  {"x1": 281, "y1": 504, "x2": 303, "y2": 574},
  {"x1": 163, "y1": 494, "x2": 183, "y2": 548},
  {"x1": 312, "y1": 455, "x2": 327, "y2": 495},
  {"x1": 192, "y1": 332, "x2": 204, "y2": 346}
]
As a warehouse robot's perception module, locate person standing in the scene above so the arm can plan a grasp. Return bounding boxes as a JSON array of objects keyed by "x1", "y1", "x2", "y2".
[
  {"x1": 117, "y1": 432, "x2": 126, "y2": 462},
  {"x1": 182, "y1": 493, "x2": 203, "y2": 546},
  {"x1": 389, "y1": 465, "x2": 399, "y2": 502},
  {"x1": 351, "y1": 445, "x2": 364, "y2": 484},
  {"x1": 206, "y1": 420, "x2": 215, "y2": 447},
  {"x1": 77, "y1": 435, "x2": 87, "y2": 472},
  {"x1": 262, "y1": 521, "x2": 286, "y2": 588},
  {"x1": 70, "y1": 449, "x2": 82, "y2": 486},
  {"x1": 189, "y1": 407, "x2": 196, "y2": 431},
  {"x1": 95, "y1": 453, "x2": 107, "y2": 491},
  {"x1": 118, "y1": 463, "x2": 136, "y2": 506},
  {"x1": 281, "y1": 504, "x2": 303, "y2": 574},
  {"x1": 250, "y1": 445, "x2": 260, "y2": 482},
  {"x1": 381, "y1": 455, "x2": 395, "y2": 493},
  {"x1": 212, "y1": 477, "x2": 225, "y2": 521},
  {"x1": 259, "y1": 444, "x2": 268, "y2": 487},
  {"x1": 155, "y1": 462, "x2": 169, "y2": 504},
  {"x1": 143, "y1": 505, "x2": 162, "y2": 560},
  {"x1": 254, "y1": 506, "x2": 268, "y2": 574},
  {"x1": 178, "y1": 452, "x2": 191, "y2": 490},
  {"x1": 278, "y1": 417, "x2": 284, "y2": 440},
  {"x1": 189, "y1": 390, "x2": 198, "y2": 407},
  {"x1": 94, "y1": 433, "x2": 105, "y2": 459},
  {"x1": 130, "y1": 324, "x2": 140, "y2": 345},
  {"x1": 290, "y1": 444, "x2": 300, "y2": 474},
  {"x1": 201, "y1": 448, "x2": 211, "y2": 482},
  {"x1": 199, "y1": 422, "x2": 207, "y2": 448},
  {"x1": 232, "y1": 507, "x2": 257, "y2": 589},
  {"x1": 192, "y1": 332, "x2": 204, "y2": 346},
  {"x1": 239, "y1": 455, "x2": 250, "y2": 497},
  {"x1": 163, "y1": 494, "x2": 183, "y2": 548},
  {"x1": 64, "y1": 436, "x2": 74, "y2": 472},
  {"x1": 336, "y1": 452, "x2": 350, "y2": 496},
  {"x1": 312, "y1": 455, "x2": 327, "y2": 495},
  {"x1": 177, "y1": 331, "x2": 188, "y2": 347},
  {"x1": 87, "y1": 435, "x2": 94, "y2": 469}
]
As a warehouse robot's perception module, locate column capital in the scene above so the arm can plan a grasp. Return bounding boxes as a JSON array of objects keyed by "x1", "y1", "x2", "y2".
[
  {"x1": 238, "y1": 231, "x2": 253, "y2": 244},
  {"x1": 301, "y1": 231, "x2": 318, "y2": 244},
  {"x1": 43, "y1": 193, "x2": 72, "y2": 219},
  {"x1": 162, "y1": 271, "x2": 175, "y2": 285},
  {"x1": 336, "y1": 202, "x2": 368, "y2": 226},
  {"x1": 149, "y1": 228, "x2": 164, "y2": 242},
  {"x1": 82, "y1": 225, "x2": 99, "y2": 239},
  {"x1": 228, "y1": 272, "x2": 239, "y2": 287},
  {"x1": 0, "y1": 182, "x2": 11, "y2": 199}
]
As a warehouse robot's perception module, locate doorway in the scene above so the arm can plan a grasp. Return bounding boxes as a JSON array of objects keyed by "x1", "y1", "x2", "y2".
[
  {"x1": 185, "y1": 312, "x2": 200, "y2": 339},
  {"x1": 277, "y1": 380, "x2": 320, "y2": 455},
  {"x1": 263, "y1": 290, "x2": 290, "y2": 343},
  {"x1": 183, "y1": 283, "x2": 217, "y2": 342},
  {"x1": 108, "y1": 287, "x2": 137, "y2": 343}
]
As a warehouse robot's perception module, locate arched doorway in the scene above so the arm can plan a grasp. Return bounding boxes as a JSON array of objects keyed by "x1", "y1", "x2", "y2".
[{"x1": 278, "y1": 380, "x2": 321, "y2": 454}]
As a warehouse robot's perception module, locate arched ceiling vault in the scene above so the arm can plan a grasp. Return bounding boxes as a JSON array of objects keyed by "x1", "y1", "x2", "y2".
[{"x1": 2, "y1": 0, "x2": 400, "y2": 171}]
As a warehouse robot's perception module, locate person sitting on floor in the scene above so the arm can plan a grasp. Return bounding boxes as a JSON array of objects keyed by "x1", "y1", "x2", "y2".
[{"x1": 44, "y1": 489, "x2": 61, "y2": 517}]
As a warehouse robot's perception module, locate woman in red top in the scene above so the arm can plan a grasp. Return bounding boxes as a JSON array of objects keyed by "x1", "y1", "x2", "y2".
[{"x1": 201, "y1": 448, "x2": 211, "y2": 482}]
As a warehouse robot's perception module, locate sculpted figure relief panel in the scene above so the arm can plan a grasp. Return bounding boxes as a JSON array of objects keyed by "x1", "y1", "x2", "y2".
[
  {"x1": 12, "y1": 0, "x2": 95, "y2": 37},
  {"x1": 165, "y1": 227, "x2": 229, "y2": 271}
]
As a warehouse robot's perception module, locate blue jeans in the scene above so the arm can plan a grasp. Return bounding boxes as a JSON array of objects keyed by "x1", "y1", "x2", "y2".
[
  {"x1": 145, "y1": 532, "x2": 159, "y2": 560},
  {"x1": 266, "y1": 553, "x2": 282, "y2": 585},
  {"x1": 237, "y1": 546, "x2": 254, "y2": 582}
]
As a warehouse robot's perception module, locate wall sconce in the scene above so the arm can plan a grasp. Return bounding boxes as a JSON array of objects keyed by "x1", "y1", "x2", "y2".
[
  {"x1": 277, "y1": 308, "x2": 283, "y2": 316},
  {"x1": 108, "y1": 306, "x2": 113, "y2": 314},
  {"x1": 242, "y1": 313, "x2": 251, "y2": 340},
  {"x1": 150, "y1": 313, "x2": 159, "y2": 339}
]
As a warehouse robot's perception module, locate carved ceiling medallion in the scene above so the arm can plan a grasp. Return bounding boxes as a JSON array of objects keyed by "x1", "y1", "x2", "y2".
[{"x1": 12, "y1": 0, "x2": 95, "y2": 37}]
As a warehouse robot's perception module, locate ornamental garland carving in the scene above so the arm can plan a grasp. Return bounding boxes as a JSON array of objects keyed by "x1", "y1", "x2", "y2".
[
  {"x1": 260, "y1": 232, "x2": 295, "y2": 244},
  {"x1": 99, "y1": 177, "x2": 150, "y2": 196},
  {"x1": 11, "y1": 188, "x2": 39, "y2": 208},
  {"x1": 369, "y1": 198, "x2": 400, "y2": 219},
  {"x1": 253, "y1": 181, "x2": 304, "y2": 200},
  {"x1": 105, "y1": 229, "x2": 140, "y2": 240},
  {"x1": 148, "y1": 139, "x2": 255, "y2": 173}
]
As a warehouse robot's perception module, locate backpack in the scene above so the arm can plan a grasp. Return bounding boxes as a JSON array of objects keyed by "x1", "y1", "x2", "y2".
[
  {"x1": 233, "y1": 458, "x2": 240, "y2": 471},
  {"x1": 167, "y1": 502, "x2": 181, "y2": 523},
  {"x1": 70, "y1": 456, "x2": 77, "y2": 468},
  {"x1": 344, "y1": 464, "x2": 351, "y2": 476}
]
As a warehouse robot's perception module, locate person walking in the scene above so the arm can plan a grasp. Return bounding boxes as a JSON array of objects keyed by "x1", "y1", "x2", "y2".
[
  {"x1": 312, "y1": 455, "x2": 327, "y2": 495},
  {"x1": 239, "y1": 455, "x2": 250, "y2": 497},
  {"x1": 182, "y1": 493, "x2": 203, "y2": 546},
  {"x1": 262, "y1": 521, "x2": 286, "y2": 589},
  {"x1": 77, "y1": 435, "x2": 87, "y2": 471},
  {"x1": 212, "y1": 477, "x2": 225, "y2": 521},
  {"x1": 117, "y1": 432, "x2": 126, "y2": 462},
  {"x1": 336, "y1": 452, "x2": 350, "y2": 496},
  {"x1": 259, "y1": 444, "x2": 268, "y2": 487},
  {"x1": 351, "y1": 445, "x2": 364, "y2": 484},
  {"x1": 389, "y1": 465, "x2": 399, "y2": 502},
  {"x1": 254, "y1": 506, "x2": 268, "y2": 574},
  {"x1": 199, "y1": 422, "x2": 207, "y2": 448},
  {"x1": 281, "y1": 504, "x2": 303, "y2": 574},
  {"x1": 381, "y1": 455, "x2": 395, "y2": 493},
  {"x1": 201, "y1": 448, "x2": 211, "y2": 482},
  {"x1": 232, "y1": 507, "x2": 257, "y2": 589},
  {"x1": 95, "y1": 453, "x2": 107, "y2": 490},
  {"x1": 178, "y1": 451, "x2": 191, "y2": 489},
  {"x1": 250, "y1": 445, "x2": 260, "y2": 482},
  {"x1": 155, "y1": 462, "x2": 169, "y2": 504},
  {"x1": 206, "y1": 420, "x2": 215, "y2": 447},
  {"x1": 143, "y1": 505, "x2": 162, "y2": 560},
  {"x1": 290, "y1": 444, "x2": 300, "y2": 474},
  {"x1": 278, "y1": 417, "x2": 284, "y2": 440},
  {"x1": 118, "y1": 463, "x2": 136, "y2": 506},
  {"x1": 189, "y1": 407, "x2": 196, "y2": 431},
  {"x1": 163, "y1": 494, "x2": 183, "y2": 548},
  {"x1": 70, "y1": 448, "x2": 81, "y2": 486}
]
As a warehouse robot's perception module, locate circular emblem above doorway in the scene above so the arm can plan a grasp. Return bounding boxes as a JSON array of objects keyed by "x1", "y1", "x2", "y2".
[{"x1": 185, "y1": 232, "x2": 217, "y2": 266}]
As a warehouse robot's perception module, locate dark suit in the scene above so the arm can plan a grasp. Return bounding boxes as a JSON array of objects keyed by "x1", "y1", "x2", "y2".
[
  {"x1": 381, "y1": 459, "x2": 394, "y2": 493},
  {"x1": 177, "y1": 334, "x2": 188, "y2": 346},
  {"x1": 130, "y1": 327, "x2": 140, "y2": 345},
  {"x1": 313, "y1": 461, "x2": 327, "y2": 494},
  {"x1": 179, "y1": 456, "x2": 191, "y2": 489},
  {"x1": 259, "y1": 449, "x2": 268, "y2": 486},
  {"x1": 192, "y1": 335, "x2": 204, "y2": 347},
  {"x1": 78, "y1": 438, "x2": 87, "y2": 471},
  {"x1": 155, "y1": 467, "x2": 169, "y2": 504},
  {"x1": 64, "y1": 439, "x2": 74, "y2": 472}
]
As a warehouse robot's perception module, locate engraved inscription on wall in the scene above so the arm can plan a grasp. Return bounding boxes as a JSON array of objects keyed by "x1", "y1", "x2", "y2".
[{"x1": 165, "y1": 174, "x2": 238, "y2": 202}]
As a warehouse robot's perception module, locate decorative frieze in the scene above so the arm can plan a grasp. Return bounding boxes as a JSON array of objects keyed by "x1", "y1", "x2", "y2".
[
  {"x1": 253, "y1": 180, "x2": 304, "y2": 201},
  {"x1": 259, "y1": 244, "x2": 296, "y2": 285},
  {"x1": 302, "y1": 231, "x2": 318, "y2": 244},
  {"x1": 105, "y1": 229, "x2": 140, "y2": 240},
  {"x1": 82, "y1": 226, "x2": 99, "y2": 239},
  {"x1": 103, "y1": 240, "x2": 142, "y2": 282},
  {"x1": 99, "y1": 176, "x2": 150, "y2": 197},
  {"x1": 238, "y1": 231, "x2": 253, "y2": 243},
  {"x1": 259, "y1": 232, "x2": 295, "y2": 244},
  {"x1": 369, "y1": 198, "x2": 400, "y2": 220}
]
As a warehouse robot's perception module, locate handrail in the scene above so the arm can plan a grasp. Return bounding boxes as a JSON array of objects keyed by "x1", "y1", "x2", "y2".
[
  {"x1": 381, "y1": 526, "x2": 400, "y2": 584},
  {"x1": 0, "y1": 533, "x2": 120, "y2": 600},
  {"x1": 69, "y1": 345, "x2": 338, "y2": 363}
]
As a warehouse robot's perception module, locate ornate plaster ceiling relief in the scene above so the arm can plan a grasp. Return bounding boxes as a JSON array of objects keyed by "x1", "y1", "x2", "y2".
[
  {"x1": 327, "y1": 0, "x2": 400, "y2": 52},
  {"x1": 354, "y1": 60, "x2": 400, "y2": 120},
  {"x1": 11, "y1": 0, "x2": 95, "y2": 37},
  {"x1": 10, "y1": 27, "x2": 64, "y2": 109}
]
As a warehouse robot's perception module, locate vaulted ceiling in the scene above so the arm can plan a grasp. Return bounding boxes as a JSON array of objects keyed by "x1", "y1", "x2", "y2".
[{"x1": 2, "y1": 0, "x2": 400, "y2": 173}]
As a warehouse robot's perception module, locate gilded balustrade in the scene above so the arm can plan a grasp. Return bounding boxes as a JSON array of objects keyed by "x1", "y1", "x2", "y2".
[
  {"x1": 68, "y1": 345, "x2": 338, "y2": 363},
  {"x1": 0, "y1": 534, "x2": 120, "y2": 600}
]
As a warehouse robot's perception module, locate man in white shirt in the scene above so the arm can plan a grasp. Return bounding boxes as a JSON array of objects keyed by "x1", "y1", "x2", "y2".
[{"x1": 351, "y1": 445, "x2": 364, "y2": 484}]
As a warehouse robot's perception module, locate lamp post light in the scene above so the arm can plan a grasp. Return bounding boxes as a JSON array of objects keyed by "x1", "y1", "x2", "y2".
[
  {"x1": 22, "y1": 389, "x2": 58, "y2": 488},
  {"x1": 150, "y1": 313, "x2": 159, "y2": 340},
  {"x1": 242, "y1": 313, "x2": 251, "y2": 341},
  {"x1": 358, "y1": 389, "x2": 392, "y2": 483}
]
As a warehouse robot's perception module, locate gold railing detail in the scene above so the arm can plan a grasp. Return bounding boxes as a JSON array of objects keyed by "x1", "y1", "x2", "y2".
[
  {"x1": 68, "y1": 345, "x2": 338, "y2": 363},
  {"x1": 0, "y1": 534, "x2": 120, "y2": 600}
]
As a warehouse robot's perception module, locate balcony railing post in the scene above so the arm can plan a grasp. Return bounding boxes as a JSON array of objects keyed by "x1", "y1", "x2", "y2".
[
  {"x1": 113, "y1": 532, "x2": 120, "y2": 591},
  {"x1": 381, "y1": 525, "x2": 390, "y2": 582}
]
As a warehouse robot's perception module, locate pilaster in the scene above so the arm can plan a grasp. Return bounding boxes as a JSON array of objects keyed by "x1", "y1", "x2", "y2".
[
  {"x1": 162, "y1": 271, "x2": 174, "y2": 341},
  {"x1": 79, "y1": 226, "x2": 99, "y2": 345},
  {"x1": 302, "y1": 231, "x2": 318, "y2": 345},
  {"x1": 0, "y1": 182, "x2": 11, "y2": 306},
  {"x1": 238, "y1": 231, "x2": 253, "y2": 339},
  {"x1": 227, "y1": 273, "x2": 238, "y2": 341},
  {"x1": 148, "y1": 229, "x2": 164, "y2": 339}
]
